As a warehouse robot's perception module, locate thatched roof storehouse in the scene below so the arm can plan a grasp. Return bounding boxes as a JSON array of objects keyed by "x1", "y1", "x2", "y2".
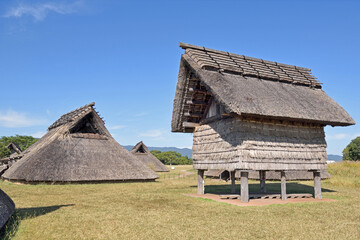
[
  {"x1": 0, "y1": 189, "x2": 15, "y2": 230},
  {"x1": 131, "y1": 141, "x2": 169, "y2": 172},
  {"x1": 172, "y1": 43, "x2": 355, "y2": 202},
  {"x1": 2, "y1": 103, "x2": 158, "y2": 183}
]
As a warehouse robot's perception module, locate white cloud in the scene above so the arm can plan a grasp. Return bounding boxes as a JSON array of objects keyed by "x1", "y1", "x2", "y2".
[
  {"x1": 139, "y1": 129, "x2": 165, "y2": 138},
  {"x1": 3, "y1": 1, "x2": 82, "y2": 21},
  {"x1": 31, "y1": 131, "x2": 45, "y2": 138},
  {"x1": 134, "y1": 112, "x2": 148, "y2": 117},
  {"x1": 108, "y1": 125, "x2": 126, "y2": 130},
  {"x1": 326, "y1": 133, "x2": 360, "y2": 140},
  {"x1": 177, "y1": 146, "x2": 192, "y2": 149},
  {"x1": 327, "y1": 133, "x2": 349, "y2": 140},
  {"x1": 0, "y1": 110, "x2": 47, "y2": 128}
]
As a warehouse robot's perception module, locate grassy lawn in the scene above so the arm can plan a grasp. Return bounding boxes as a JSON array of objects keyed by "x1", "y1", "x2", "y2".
[{"x1": 0, "y1": 163, "x2": 359, "y2": 239}]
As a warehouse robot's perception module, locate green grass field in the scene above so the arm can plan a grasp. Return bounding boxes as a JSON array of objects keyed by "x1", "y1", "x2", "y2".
[{"x1": 1, "y1": 162, "x2": 359, "y2": 239}]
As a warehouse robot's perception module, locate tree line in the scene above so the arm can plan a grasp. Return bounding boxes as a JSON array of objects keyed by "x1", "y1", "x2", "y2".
[
  {"x1": 150, "y1": 150, "x2": 193, "y2": 165},
  {"x1": 0, "y1": 135, "x2": 38, "y2": 159},
  {"x1": 1, "y1": 135, "x2": 359, "y2": 162},
  {"x1": 342, "y1": 137, "x2": 360, "y2": 161}
]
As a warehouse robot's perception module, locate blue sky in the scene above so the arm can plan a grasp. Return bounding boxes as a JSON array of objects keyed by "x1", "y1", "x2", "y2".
[{"x1": 0, "y1": 0, "x2": 359, "y2": 155}]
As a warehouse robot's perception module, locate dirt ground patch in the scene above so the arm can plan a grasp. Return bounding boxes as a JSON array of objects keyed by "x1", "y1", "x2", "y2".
[{"x1": 188, "y1": 193, "x2": 336, "y2": 206}]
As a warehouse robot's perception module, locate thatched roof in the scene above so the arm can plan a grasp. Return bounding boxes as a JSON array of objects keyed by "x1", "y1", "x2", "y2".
[
  {"x1": 2, "y1": 103, "x2": 158, "y2": 183},
  {"x1": 172, "y1": 43, "x2": 355, "y2": 132},
  {"x1": 0, "y1": 142, "x2": 23, "y2": 174},
  {"x1": 7, "y1": 142, "x2": 22, "y2": 157},
  {"x1": 205, "y1": 169, "x2": 330, "y2": 181},
  {"x1": 0, "y1": 189, "x2": 15, "y2": 230},
  {"x1": 131, "y1": 141, "x2": 169, "y2": 172}
]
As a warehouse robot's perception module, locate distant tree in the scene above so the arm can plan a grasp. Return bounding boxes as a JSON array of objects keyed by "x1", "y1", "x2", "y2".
[
  {"x1": 342, "y1": 137, "x2": 360, "y2": 161},
  {"x1": 150, "y1": 150, "x2": 161, "y2": 155},
  {"x1": 0, "y1": 135, "x2": 38, "y2": 159},
  {"x1": 150, "y1": 150, "x2": 193, "y2": 165}
]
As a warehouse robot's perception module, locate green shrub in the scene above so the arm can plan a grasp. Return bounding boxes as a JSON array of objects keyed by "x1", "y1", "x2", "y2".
[
  {"x1": 0, "y1": 135, "x2": 38, "y2": 158},
  {"x1": 150, "y1": 150, "x2": 193, "y2": 165}
]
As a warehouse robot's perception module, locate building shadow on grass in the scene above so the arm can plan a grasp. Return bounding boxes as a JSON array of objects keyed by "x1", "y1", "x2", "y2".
[
  {"x1": 191, "y1": 182, "x2": 336, "y2": 195},
  {"x1": 0, "y1": 204, "x2": 74, "y2": 240}
]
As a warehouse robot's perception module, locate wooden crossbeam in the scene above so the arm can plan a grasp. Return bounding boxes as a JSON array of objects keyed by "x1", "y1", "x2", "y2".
[
  {"x1": 186, "y1": 100, "x2": 207, "y2": 105},
  {"x1": 188, "y1": 88, "x2": 207, "y2": 94},
  {"x1": 184, "y1": 112, "x2": 203, "y2": 117},
  {"x1": 183, "y1": 122, "x2": 200, "y2": 128}
]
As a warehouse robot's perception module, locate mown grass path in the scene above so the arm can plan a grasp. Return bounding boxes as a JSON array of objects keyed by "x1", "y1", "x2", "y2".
[{"x1": 0, "y1": 163, "x2": 359, "y2": 239}]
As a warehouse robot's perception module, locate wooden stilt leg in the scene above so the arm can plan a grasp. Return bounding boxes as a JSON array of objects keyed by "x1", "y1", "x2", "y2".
[
  {"x1": 197, "y1": 170, "x2": 205, "y2": 195},
  {"x1": 241, "y1": 171, "x2": 249, "y2": 203},
  {"x1": 231, "y1": 171, "x2": 236, "y2": 193},
  {"x1": 313, "y1": 171, "x2": 322, "y2": 199},
  {"x1": 281, "y1": 171, "x2": 287, "y2": 201},
  {"x1": 259, "y1": 170, "x2": 266, "y2": 193}
]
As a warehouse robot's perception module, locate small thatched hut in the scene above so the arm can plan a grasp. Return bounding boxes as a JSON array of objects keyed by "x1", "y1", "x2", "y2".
[
  {"x1": 0, "y1": 142, "x2": 24, "y2": 175},
  {"x1": 2, "y1": 103, "x2": 158, "y2": 183},
  {"x1": 172, "y1": 43, "x2": 355, "y2": 202},
  {"x1": 131, "y1": 141, "x2": 169, "y2": 172},
  {"x1": 7, "y1": 142, "x2": 22, "y2": 157},
  {"x1": 0, "y1": 189, "x2": 15, "y2": 230}
]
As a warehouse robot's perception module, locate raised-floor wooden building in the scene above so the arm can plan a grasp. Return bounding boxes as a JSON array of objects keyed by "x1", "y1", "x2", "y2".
[{"x1": 172, "y1": 43, "x2": 355, "y2": 202}]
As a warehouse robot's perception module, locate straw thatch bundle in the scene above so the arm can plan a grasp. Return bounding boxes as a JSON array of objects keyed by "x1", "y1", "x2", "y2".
[
  {"x1": 2, "y1": 103, "x2": 158, "y2": 183},
  {"x1": 172, "y1": 43, "x2": 355, "y2": 172},
  {"x1": 0, "y1": 189, "x2": 15, "y2": 230},
  {"x1": 131, "y1": 141, "x2": 169, "y2": 172}
]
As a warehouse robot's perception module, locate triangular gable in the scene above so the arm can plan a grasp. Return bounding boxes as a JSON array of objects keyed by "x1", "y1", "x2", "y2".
[
  {"x1": 132, "y1": 142, "x2": 148, "y2": 154},
  {"x1": 131, "y1": 141, "x2": 169, "y2": 172},
  {"x1": 7, "y1": 142, "x2": 22, "y2": 156}
]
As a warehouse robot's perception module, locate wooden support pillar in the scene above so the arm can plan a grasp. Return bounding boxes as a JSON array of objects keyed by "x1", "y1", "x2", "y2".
[
  {"x1": 197, "y1": 170, "x2": 205, "y2": 195},
  {"x1": 240, "y1": 171, "x2": 249, "y2": 203},
  {"x1": 259, "y1": 170, "x2": 266, "y2": 193},
  {"x1": 281, "y1": 171, "x2": 287, "y2": 201},
  {"x1": 231, "y1": 171, "x2": 236, "y2": 193},
  {"x1": 313, "y1": 171, "x2": 322, "y2": 199}
]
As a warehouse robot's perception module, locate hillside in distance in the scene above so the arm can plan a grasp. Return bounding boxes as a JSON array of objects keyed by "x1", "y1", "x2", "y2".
[
  {"x1": 123, "y1": 145, "x2": 193, "y2": 158},
  {"x1": 327, "y1": 154, "x2": 343, "y2": 161},
  {"x1": 124, "y1": 145, "x2": 343, "y2": 161}
]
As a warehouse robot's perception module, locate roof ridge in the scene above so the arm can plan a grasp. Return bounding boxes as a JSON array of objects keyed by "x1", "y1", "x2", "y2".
[
  {"x1": 179, "y1": 42, "x2": 311, "y2": 71},
  {"x1": 48, "y1": 102, "x2": 96, "y2": 130}
]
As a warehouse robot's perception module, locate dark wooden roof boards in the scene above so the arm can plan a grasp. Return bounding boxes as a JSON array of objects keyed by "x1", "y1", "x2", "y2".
[
  {"x1": 181, "y1": 43, "x2": 320, "y2": 88},
  {"x1": 172, "y1": 43, "x2": 355, "y2": 132}
]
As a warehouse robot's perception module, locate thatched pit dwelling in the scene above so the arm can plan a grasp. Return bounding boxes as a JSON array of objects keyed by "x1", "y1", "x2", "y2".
[
  {"x1": 0, "y1": 142, "x2": 23, "y2": 174},
  {"x1": 0, "y1": 189, "x2": 15, "y2": 230},
  {"x1": 172, "y1": 43, "x2": 355, "y2": 202},
  {"x1": 2, "y1": 102, "x2": 158, "y2": 183},
  {"x1": 131, "y1": 141, "x2": 169, "y2": 172}
]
